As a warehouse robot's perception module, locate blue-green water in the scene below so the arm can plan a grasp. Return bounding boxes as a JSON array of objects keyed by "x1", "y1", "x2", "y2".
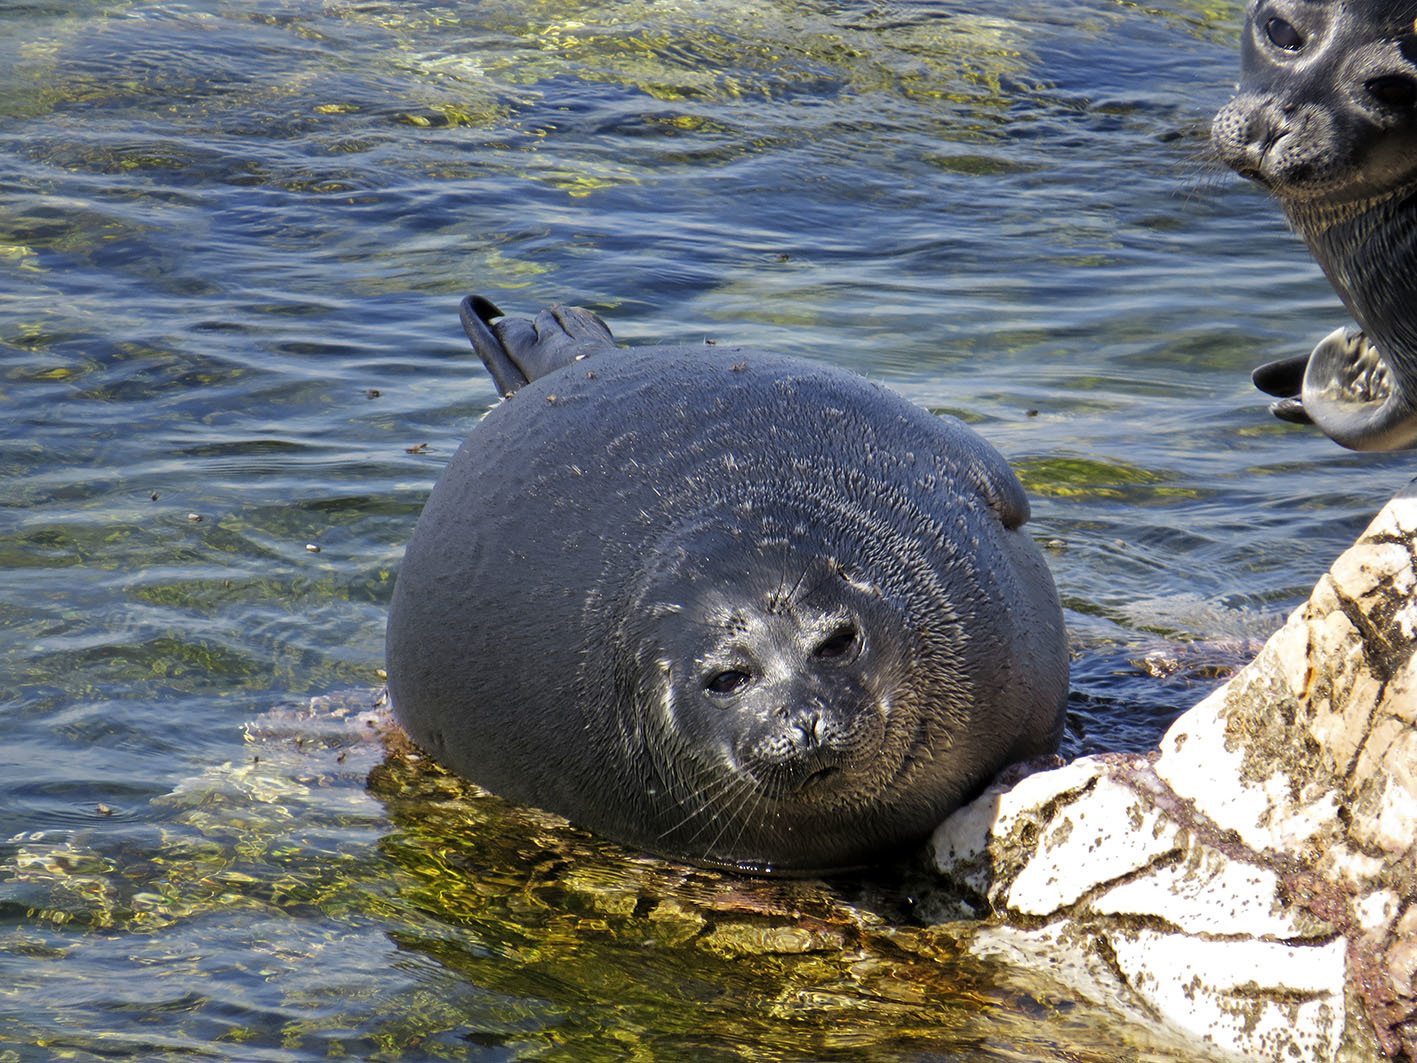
[{"x1": 3, "y1": 1, "x2": 1412, "y2": 1059}]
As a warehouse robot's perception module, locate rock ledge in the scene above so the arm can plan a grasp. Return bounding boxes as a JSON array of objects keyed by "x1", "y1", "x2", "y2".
[{"x1": 933, "y1": 484, "x2": 1417, "y2": 1062}]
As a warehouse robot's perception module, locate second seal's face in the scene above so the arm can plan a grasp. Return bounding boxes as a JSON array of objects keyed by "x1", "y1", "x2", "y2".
[{"x1": 1212, "y1": 0, "x2": 1417, "y2": 201}]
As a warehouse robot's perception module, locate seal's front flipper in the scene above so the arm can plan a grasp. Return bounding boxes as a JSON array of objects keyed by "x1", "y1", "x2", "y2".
[{"x1": 460, "y1": 294, "x2": 617, "y2": 398}]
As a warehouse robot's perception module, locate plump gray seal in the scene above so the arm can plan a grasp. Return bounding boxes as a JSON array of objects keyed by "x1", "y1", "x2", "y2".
[
  {"x1": 1211, "y1": 0, "x2": 1417, "y2": 450},
  {"x1": 385, "y1": 295, "x2": 1069, "y2": 875}
]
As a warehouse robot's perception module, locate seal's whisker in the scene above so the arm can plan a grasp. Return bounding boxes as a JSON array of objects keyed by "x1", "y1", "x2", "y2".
[
  {"x1": 771, "y1": 533, "x2": 794, "y2": 613},
  {"x1": 723, "y1": 780, "x2": 771, "y2": 860},
  {"x1": 665, "y1": 752, "x2": 760, "y2": 851},
  {"x1": 780, "y1": 552, "x2": 818, "y2": 610},
  {"x1": 699, "y1": 774, "x2": 763, "y2": 855},
  {"x1": 653, "y1": 756, "x2": 740, "y2": 844},
  {"x1": 792, "y1": 567, "x2": 840, "y2": 611}
]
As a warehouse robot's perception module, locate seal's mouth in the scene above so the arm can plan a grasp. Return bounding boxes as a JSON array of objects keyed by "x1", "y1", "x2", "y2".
[
  {"x1": 740, "y1": 751, "x2": 856, "y2": 800},
  {"x1": 800, "y1": 765, "x2": 842, "y2": 790}
]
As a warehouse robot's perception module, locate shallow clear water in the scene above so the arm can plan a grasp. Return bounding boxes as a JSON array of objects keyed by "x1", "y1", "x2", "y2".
[{"x1": 2, "y1": 1, "x2": 1412, "y2": 1059}]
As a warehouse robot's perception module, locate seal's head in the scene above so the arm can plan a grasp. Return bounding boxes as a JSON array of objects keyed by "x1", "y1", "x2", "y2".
[
  {"x1": 606, "y1": 503, "x2": 1021, "y2": 874},
  {"x1": 1212, "y1": 0, "x2": 1417, "y2": 450},
  {"x1": 1211, "y1": 1, "x2": 1417, "y2": 203}
]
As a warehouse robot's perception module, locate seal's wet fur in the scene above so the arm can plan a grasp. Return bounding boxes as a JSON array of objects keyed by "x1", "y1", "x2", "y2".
[{"x1": 385, "y1": 296, "x2": 1069, "y2": 875}]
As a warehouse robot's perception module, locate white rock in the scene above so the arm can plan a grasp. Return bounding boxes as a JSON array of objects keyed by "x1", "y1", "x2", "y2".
[
  {"x1": 1105, "y1": 931, "x2": 1348, "y2": 1063},
  {"x1": 930, "y1": 480, "x2": 1417, "y2": 1063},
  {"x1": 1359, "y1": 726, "x2": 1417, "y2": 856},
  {"x1": 1157, "y1": 689, "x2": 1343, "y2": 856},
  {"x1": 1091, "y1": 847, "x2": 1303, "y2": 939},
  {"x1": 1003, "y1": 773, "x2": 1178, "y2": 917},
  {"x1": 961, "y1": 922, "x2": 1242, "y2": 1062},
  {"x1": 930, "y1": 756, "x2": 1107, "y2": 899}
]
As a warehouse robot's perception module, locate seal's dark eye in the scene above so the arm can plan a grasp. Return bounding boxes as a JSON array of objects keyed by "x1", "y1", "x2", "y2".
[
  {"x1": 1264, "y1": 17, "x2": 1303, "y2": 51},
  {"x1": 813, "y1": 626, "x2": 859, "y2": 661},
  {"x1": 1367, "y1": 75, "x2": 1417, "y2": 109},
  {"x1": 705, "y1": 669, "x2": 752, "y2": 696}
]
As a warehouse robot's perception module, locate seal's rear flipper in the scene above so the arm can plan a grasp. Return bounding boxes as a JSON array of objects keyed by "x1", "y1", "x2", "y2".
[
  {"x1": 1252, "y1": 353, "x2": 1308, "y2": 401},
  {"x1": 1252, "y1": 354, "x2": 1315, "y2": 423},
  {"x1": 1267, "y1": 397, "x2": 1313, "y2": 425},
  {"x1": 460, "y1": 294, "x2": 617, "y2": 398},
  {"x1": 460, "y1": 295, "x2": 524, "y2": 397},
  {"x1": 1299, "y1": 327, "x2": 1417, "y2": 451},
  {"x1": 1251, "y1": 329, "x2": 1417, "y2": 448}
]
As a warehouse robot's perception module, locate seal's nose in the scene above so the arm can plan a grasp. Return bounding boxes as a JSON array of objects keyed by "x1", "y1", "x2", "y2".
[{"x1": 791, "y1": 706, "x2": 822, "y2": 748}]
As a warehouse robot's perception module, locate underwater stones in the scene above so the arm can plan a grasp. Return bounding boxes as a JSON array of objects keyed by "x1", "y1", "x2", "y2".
[{"x1": 931, "y1": 479, "x2": 1417, "y2": 1062}]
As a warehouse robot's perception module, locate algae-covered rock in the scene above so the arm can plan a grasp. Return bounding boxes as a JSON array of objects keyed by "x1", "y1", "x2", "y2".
[{"x1": 4, "y1": 691, "x2": 1220, "y2": 1061}]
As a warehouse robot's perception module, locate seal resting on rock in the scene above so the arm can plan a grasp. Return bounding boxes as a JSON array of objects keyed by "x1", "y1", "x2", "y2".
[
  {"x1": 384, "y1": 295, "x2": 1069, "y2": 875},
  {"x1": 1211, "y1": 0, "x2": 1417, "y2": 450}
]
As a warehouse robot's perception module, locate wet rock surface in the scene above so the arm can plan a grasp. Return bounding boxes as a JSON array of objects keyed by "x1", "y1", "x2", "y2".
[{"x1": 932, "y1": 480, "x2": 1417, "y2": 1062}]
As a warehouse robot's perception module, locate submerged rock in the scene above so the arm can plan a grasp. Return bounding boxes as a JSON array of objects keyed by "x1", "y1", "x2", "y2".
[{"x1": 932, "y1": 479, "x2": 1417, "y2": 1062}]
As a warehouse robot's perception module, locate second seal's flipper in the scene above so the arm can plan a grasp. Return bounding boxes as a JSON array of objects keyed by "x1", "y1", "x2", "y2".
[
  {"x1": 1252, "y1": 353, "x2": 1308, "y2": 401},
  {"x1": 1267, "y1": 397, "x2": 1313, "y2": 425},
  {"x1": 460, "y1": 294, "x2": 617, "y2": 398},
  {"x1": 1251, "y1": 328, "x2": 1417, "y2": 449},
  {"x1": 1252, "y1": 354, "x2": 1314, "y2": 425},
  {"x1": 1299, "y1": 326, "x2": 1417, "y2": 451}
]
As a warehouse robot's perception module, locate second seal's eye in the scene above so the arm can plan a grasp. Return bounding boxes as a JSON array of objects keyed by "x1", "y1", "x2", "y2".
[
  {"x1": 1264, "y1": 16, "x2": 1303, "y2": 51},
  {"x1": 1367, "y1": 75, "x2": 1417, "y2": 109},
  {"x1": 705, "y1": 669, "x2": 753, "y2": 696},
  {"x1": 813, "y1": 625, "x2": 860, "y2": 661}
]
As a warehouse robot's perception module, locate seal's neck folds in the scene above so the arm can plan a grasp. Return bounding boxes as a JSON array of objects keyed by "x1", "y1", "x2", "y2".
[{"x1": 1285, "y1": 185, "x2": 1417, "y2": 374}]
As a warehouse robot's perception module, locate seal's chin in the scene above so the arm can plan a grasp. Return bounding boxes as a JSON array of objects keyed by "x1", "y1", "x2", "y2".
[
  {"x1": 1256, "y1": 327, "x2": 1417, "y2": 451},
  {"x1": 741, "y1": 754, "x2": 852, "y2": 800}
]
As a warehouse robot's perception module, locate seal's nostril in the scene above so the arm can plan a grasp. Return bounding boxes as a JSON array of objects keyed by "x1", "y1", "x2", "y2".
[
  {"x1": 798, "y1": 715, "x2": 819, "y2": 744},
  {"x1": 1366, "y1": 75, "x2": 1417, "y2": 109}
]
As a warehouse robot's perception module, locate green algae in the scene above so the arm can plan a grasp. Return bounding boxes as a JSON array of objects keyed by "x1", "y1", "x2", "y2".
[{"x1": 1015, "y1": 456, "x2": 1203, "y2": 502}]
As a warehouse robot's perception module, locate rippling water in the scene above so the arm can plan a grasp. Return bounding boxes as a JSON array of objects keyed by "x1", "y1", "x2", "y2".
[{"x1": 3, "y1": 1, "x2": 1412, "y2": 1059}]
